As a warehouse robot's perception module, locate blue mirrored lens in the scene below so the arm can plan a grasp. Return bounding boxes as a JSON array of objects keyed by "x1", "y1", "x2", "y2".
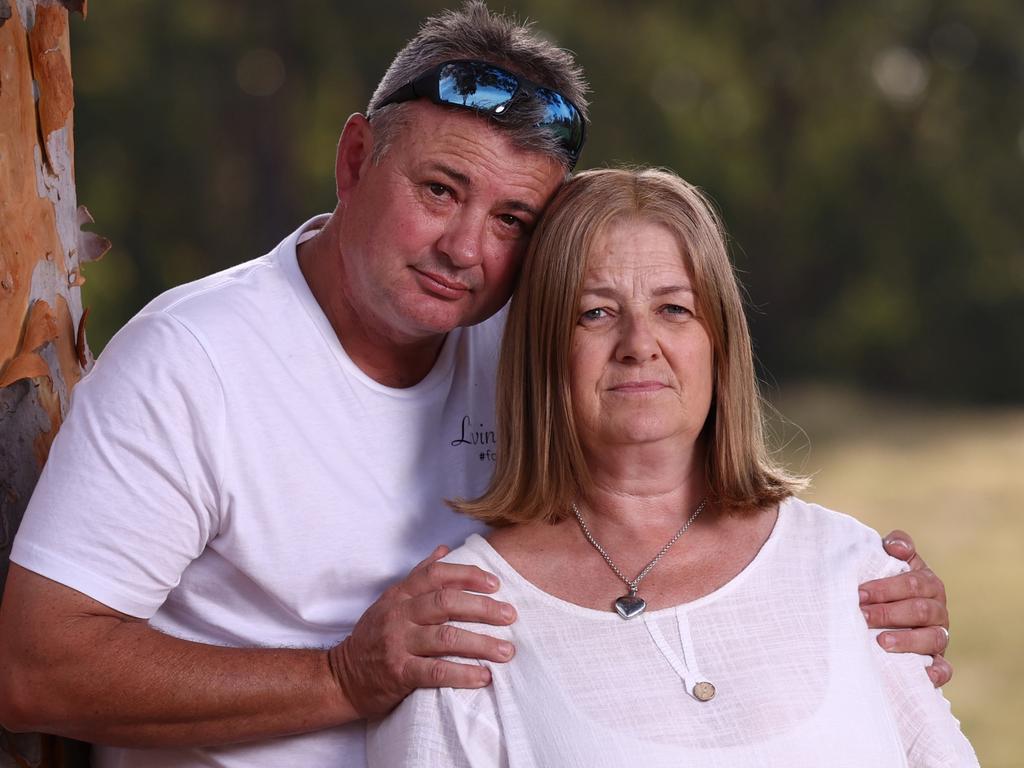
[
  {"x1": 428, "y1": 62, "x2": 582, "y2": 160},
  {"x1": 438, "y1": 62, "x2": 518, "y2": 109},
  {"x1": 535, "y1": 88, "x2": 583, "y2": 152}
]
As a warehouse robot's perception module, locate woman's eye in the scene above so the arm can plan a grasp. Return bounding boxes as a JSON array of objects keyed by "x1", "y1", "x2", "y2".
[
  {"x1": 662, "y1": 304, "x2": 693, "y2": 317},
  {"x1": 580, "y1": 308, "x2": 607, "y2": 322}
]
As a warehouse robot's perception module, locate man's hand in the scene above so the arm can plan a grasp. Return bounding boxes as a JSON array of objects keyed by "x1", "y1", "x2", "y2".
[
  {"x1": 859, "y1": 529, "x2": 952, "y2": 688},
  {"x1": 329, "y1": 545, "x2": 517, "y2": 719}
]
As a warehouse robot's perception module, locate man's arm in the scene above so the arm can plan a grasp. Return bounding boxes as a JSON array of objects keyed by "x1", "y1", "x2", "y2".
[
  {"x1": 860, "y1": 529, "x2": 952, "y2": 687},
  {"x1": 0, "y1": 546, "x2": 515, "y2": 746}
]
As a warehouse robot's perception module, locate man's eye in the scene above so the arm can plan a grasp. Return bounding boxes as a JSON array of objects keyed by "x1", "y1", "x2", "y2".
[
  {"x1": 498, "y1": 213, "x2": 526, "y2": 231},
  {"x1": 427, "y1": 182, "x2": 451, "y2": 198}
]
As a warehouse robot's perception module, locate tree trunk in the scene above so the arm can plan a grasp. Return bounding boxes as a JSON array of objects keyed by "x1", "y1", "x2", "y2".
[{"x1": 1, "y1": 1, "x2": 105, "y2": 765}]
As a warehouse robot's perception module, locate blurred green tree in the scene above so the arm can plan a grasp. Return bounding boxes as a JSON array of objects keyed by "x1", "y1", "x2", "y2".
[{"x1": 71, "y1": 0, "x2": 1024, "y2": 402}]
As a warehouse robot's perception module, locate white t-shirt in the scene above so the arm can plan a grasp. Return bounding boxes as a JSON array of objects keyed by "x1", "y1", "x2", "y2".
[
  {"x1": 11, "y1": 216, "x2": 497, "y2": 767},
  {"x1": 367, "y1": 498, "x2": 978, "y2": 768}
]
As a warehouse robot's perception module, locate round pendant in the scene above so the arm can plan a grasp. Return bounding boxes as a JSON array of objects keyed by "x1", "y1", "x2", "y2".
[
  {"x1": 614, "y1": 592, "x2": 646, "y2": 619},
  {"x1": 692, "y1": 681, "x2": 716, "y2": 701}
]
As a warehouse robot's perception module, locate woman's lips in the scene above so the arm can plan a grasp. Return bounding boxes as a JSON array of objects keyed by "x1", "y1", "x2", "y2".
[
  {"x1": 413, "y1": 268, "x2": 471, "y2": 299},
  {"x1": 609, "y1": 381, "x2": 667, "y2": 393}
]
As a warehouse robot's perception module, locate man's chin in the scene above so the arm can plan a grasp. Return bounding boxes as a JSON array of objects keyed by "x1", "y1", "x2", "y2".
[
  {"x1": 392, "y1": 287, "x2": 508, "y2": 335},
  {"x1": 405, "y1": 299, "x2": 499, "y2": 334},
  {"x1": 454, "y1": 297, "x2": 511, "y2": 329},
  {"x1": 397, "y1": 307, "x2": 471, "y2": 339}
]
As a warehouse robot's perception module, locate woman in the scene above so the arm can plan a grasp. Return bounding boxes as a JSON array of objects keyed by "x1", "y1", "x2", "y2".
[{"x1": 367, "y1": 168, "x2": 977, "y2": 766}]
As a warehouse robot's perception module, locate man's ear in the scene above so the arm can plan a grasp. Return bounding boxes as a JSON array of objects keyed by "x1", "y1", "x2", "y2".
[{"x1": 336, "y1": 113, "x2": 375, "y2": 203}]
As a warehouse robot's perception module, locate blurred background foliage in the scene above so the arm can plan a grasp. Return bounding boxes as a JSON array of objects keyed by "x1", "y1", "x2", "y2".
[
  {"x1": 71, "y1": 0, "x2": 1024, "y2": 403},
  {"x1": 66, "y1": 1, "x2": 1021, "y2": 763}
]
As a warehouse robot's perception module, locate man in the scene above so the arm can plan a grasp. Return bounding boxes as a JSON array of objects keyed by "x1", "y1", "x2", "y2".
[{"x1": 0, "y1": 3, "x2": 950, "y2": 766}]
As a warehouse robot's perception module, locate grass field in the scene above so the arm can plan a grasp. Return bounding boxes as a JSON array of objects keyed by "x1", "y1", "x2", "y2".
[{"x1": 772, "y1": 386, "x2": 1024, "y2": 767}]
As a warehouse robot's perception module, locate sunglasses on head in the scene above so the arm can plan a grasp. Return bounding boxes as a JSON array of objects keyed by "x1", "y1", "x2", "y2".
[{"x1": 375, "y1": 59, "x2": 586, "y2": 169}]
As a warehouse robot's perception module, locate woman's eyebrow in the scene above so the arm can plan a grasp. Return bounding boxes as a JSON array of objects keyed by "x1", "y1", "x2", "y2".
[
  {"x1": 652, "y1": 285, "x2": 694, "y2": 297},
  {"x1": 581, "y1": 284, "x2": 693, "y2": 296},
  {"x1": 579, "y1": 281, "x2": 695, "y2": 300}
]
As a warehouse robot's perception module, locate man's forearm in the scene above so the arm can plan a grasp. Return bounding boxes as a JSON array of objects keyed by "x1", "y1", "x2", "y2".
[
  {"x1": 0, "y1": 566, "x2": 359, "y2": 747},
  {"x1": 24, "y1": 621, "x2": 357, "y2": 747}
]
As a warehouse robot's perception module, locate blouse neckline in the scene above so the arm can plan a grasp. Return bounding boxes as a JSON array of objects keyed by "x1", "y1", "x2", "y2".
[{"x1": 465, "y1": 497, "x2": 792, "y2": 622}]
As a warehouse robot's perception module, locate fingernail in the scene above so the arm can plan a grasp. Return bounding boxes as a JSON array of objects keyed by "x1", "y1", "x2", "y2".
[
  {"x1": 880, "y1": 633, "x2": 896, "y2": 650},
  {"x1": 486, "y1": 575, "x2": 500, "y2": 590},
  {"x1": 497, "y1": 642, "x2": 514, "y2": 659},
  {"x1": 859, "y1": 589, "x2": 869, "y2": 604},
  {"x1": 501, "y1": 604, "x2": 516, "y2": 622},
  {"x1": 861, "y1": 609, "x2": 870, "y2": 623},
  {"x1": 884, "y1": 537, "x2": 910, "y2": 552}
]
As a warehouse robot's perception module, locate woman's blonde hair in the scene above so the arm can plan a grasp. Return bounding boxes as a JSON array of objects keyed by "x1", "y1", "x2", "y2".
[{"x1": 453, "y1": 167, "x2": 804, "y2": 525}]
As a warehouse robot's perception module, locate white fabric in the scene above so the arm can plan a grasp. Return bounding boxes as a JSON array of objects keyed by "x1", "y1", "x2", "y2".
[
  {"x1": 11, "y1": 216, "x2": 498, "y2": 768},
  {"x1": 367, "y1": 498, "x2": 978, "y2": 767}
]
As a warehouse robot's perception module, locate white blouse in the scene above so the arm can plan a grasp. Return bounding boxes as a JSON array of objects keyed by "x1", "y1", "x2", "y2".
[{"x1": 367, "y1": 498, "x2": 977, "y2": 767}]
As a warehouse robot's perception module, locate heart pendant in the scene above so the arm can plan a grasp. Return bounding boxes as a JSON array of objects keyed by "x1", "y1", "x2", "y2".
[{"x1": 614, "y1": 592, "x2": 646, "y2": 620}]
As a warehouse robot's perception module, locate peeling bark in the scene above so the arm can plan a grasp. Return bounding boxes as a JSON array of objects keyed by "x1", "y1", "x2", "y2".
[{"x1": 1, "y1": 0, "x2": 95, "y2": 765}]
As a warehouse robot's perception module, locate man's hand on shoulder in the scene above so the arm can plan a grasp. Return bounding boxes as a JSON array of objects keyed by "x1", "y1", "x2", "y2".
[
  {"x1": 329, "y1": 545, "x2": 517, "y2": 719},
  {"x1": 859, "y1": 529, "x2": 952, "y2": 688}
]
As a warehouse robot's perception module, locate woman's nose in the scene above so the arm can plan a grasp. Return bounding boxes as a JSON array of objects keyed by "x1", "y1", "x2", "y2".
[{"x1": 615, "y1": 314, "x2": 659, "y2": 363}]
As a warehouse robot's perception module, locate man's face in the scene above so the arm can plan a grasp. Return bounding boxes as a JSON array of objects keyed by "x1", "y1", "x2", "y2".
[{"x1": 336, "y1": 102, "x2": 566, "y2": 343}]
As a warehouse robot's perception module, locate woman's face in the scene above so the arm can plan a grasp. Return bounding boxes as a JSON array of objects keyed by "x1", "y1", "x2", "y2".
[{"x1": 570, "y1": 218, "x2": 714, "y2": 452}]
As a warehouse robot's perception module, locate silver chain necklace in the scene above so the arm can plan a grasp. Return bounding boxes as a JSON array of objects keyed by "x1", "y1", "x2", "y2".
[{"x1": 571, "y1": 499, "x2": 707, "y2": 620}]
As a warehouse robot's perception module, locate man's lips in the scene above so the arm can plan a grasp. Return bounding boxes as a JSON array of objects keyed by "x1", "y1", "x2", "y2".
[{"x1": 412, "y1": 268, "x2": 471, "y2": 299}]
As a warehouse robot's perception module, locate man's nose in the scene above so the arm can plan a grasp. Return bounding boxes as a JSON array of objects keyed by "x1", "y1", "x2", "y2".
[
  {"x1": 436, "y1": 209, "x2": 486, "y2": 269},
  {"x1": 615, "y1": 314, "x2": 660, "y2": 363}
]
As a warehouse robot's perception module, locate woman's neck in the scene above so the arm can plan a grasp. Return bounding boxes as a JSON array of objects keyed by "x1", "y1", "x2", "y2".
[
  {"x1": 576, "y1": 438, "x2": 708, "y2": 540},
  {"x1": 487, "y1": 435, "x2": 779, "y2": 612}
]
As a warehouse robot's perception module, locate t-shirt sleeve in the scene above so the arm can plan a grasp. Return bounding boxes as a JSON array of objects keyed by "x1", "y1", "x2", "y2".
[
  {"x1": 11, "y1": 310, "x2": 224, "y2": 618},
  {"x1": 366, "y1": 679, "x2": 505, "y2": 768},
  {"x1": 858, "y1": 542, "x2": 979, "y2": 767}
]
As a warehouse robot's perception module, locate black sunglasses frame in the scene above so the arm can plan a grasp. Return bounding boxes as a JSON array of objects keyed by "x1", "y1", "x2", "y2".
[{"x1": 375, "y1": 60, "x2": 586, "y2": 168}]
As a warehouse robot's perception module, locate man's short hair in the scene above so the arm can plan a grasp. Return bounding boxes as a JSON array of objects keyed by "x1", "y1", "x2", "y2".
[{"x1": 367, "y1": 1, "x2": 589, "y2": 170}]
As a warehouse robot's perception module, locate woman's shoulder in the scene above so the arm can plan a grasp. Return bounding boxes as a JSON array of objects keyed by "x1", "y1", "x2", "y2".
[
  {"x1": 778, "y1": 497, "x2": 909, "y2": 581},
  {"x1": 441, "y1": 533, "x2": 500, "y2": 570},
  {"x1": 781, "y1": 496, "x2": 882, "y2": 538},
  {"x1": 438, "y1": 534, "x2": 523, "y2": 638}
]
